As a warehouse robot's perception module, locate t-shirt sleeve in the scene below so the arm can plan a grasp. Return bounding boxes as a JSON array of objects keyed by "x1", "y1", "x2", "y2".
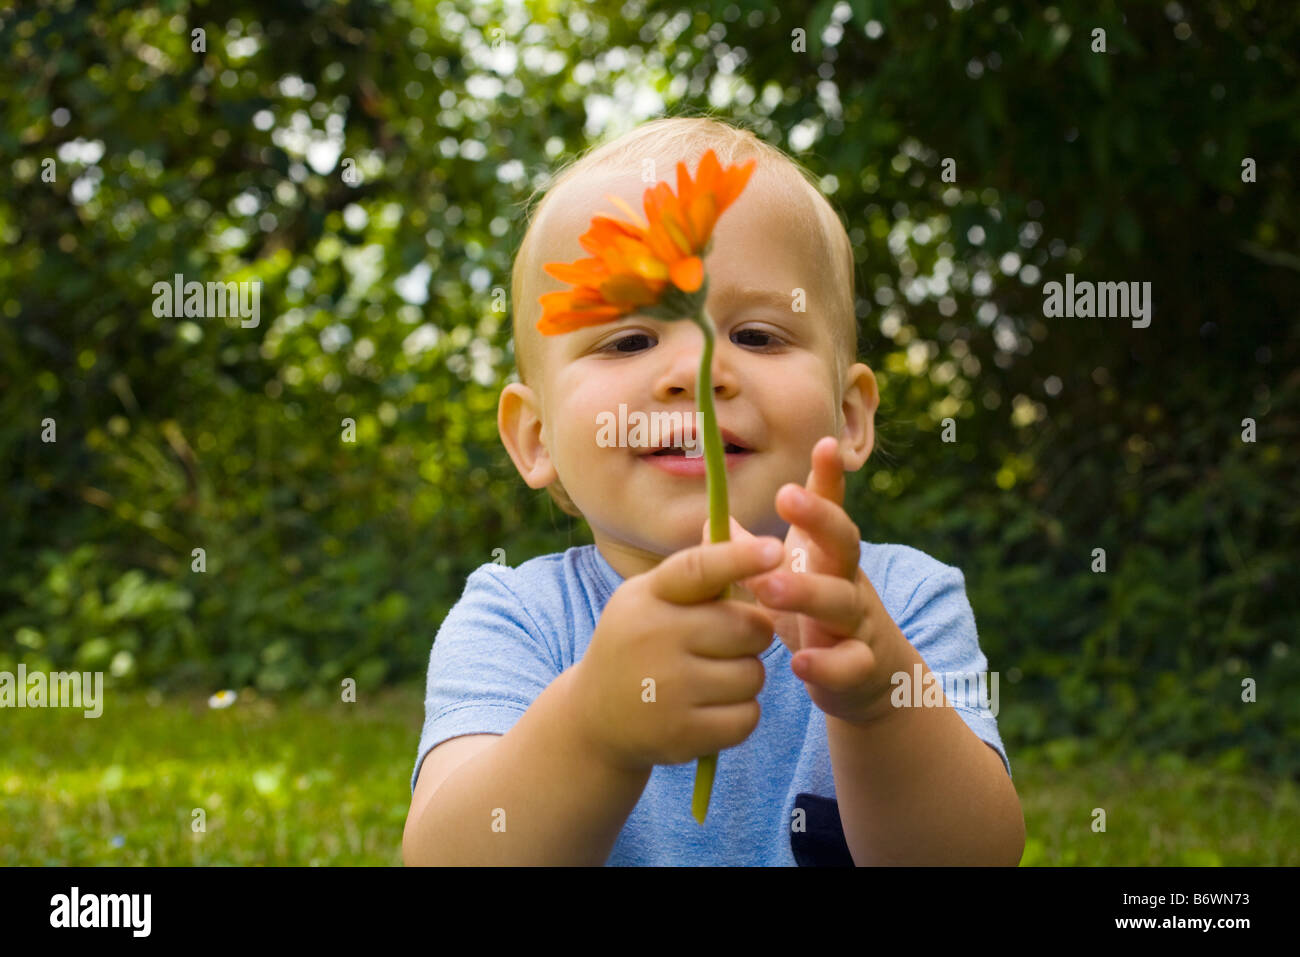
[
  {"x1": 410, "y1": 563, "x2": 562, "y2": 794},
  {"x1": 892, "y1": 562, "x2": 1012, "y2": 779}
]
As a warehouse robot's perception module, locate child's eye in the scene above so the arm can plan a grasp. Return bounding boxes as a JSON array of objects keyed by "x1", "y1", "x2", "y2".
[
  {"x1": 602, "y1": 332, "x2": 656, "y2": 354},
  {"x1": 732, "y1": 327, "x2": 783, "y2": 349}
]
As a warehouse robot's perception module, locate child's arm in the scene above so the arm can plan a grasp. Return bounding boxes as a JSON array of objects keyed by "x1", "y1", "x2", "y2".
[
  {"x1": 402, "y1": 664, "x2": 652, "y2": 866},
  {"x1": 825, "y1": 632, "x2": 1024, "y2": 866},
  {"x1": 405, "y1": 535, "x2": 784, "y2": 865},
  {"x1": 742, "y1": 438, "x2": 1022, "y2": 865}
]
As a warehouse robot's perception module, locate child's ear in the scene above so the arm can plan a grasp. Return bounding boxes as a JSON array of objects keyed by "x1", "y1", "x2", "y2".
[
  {"x1": 498, "y1": 383, "x2": 558, "y2": 489},
  {"x1": 838, "y1": 362, "x2": 878, "y2": 472}
]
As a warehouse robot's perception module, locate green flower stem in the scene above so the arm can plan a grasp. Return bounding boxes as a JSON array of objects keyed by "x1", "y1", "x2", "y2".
[{"x1": 690, "y1": 307, "x2": 731, "y2": 825}]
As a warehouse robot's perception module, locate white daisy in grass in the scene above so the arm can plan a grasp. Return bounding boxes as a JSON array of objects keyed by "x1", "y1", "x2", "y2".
[{"x1": 207, "y1": 689, "x2": 237, "y2": 709}]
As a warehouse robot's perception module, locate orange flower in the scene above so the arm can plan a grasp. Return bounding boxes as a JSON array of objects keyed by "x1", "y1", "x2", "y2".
[{"x1": 537, "y1": 148, "x2": 757, "y2": 335}]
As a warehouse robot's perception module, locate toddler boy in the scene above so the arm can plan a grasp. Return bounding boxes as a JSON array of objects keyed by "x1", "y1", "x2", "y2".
[{"x1": 403, "y1": 117, "x2": 1024, "y2": 866}]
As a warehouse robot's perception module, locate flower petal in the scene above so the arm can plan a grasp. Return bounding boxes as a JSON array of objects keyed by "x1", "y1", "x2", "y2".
[
  {"x1": 657, "y1": 206, "x2": 694, "y2": 257},
  {"x1": 580, "y1": 216, "x2": 643, "y2": 256},
  {"x1": 537, "y1": 294, "x2": 626, "y2": 335},
  {"x1": 669, "y1": 256, "x2": 704, "y2": 293},
  {"x1": 715, "y1": 157, "x2": 756, "y2": 213},
  {"x1": 604, "y1": 193, "x2": 649, "y2": 231},
  {"x1": 612, "y1": 235, "x2": 671, "y2": 281},
  {"x1": 675, "y1": 157, "x2": 695, "y2": 205},
  {"x1": 600, "y1": 272, "x2": 663, "y2": 306},
  {"x1": 694, "y1": 148, "x2": 723, "y2": 199},
  {"x1": 685, "y1": 191, "x2": 717, "y2": 250},
  {"x1": 544, "y1": 258, "x2": 605, "y2": 285}
]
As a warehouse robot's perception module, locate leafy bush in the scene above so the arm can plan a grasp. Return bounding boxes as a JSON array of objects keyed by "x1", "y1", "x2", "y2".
[{"x1": 1, "y1": 1, "x2": 1296, "y2": 773}]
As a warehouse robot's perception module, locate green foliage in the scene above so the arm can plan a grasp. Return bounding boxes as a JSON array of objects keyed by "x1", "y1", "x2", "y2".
[{"x1": 1, "y1": 0, "x2": 1296, "y2": 774}]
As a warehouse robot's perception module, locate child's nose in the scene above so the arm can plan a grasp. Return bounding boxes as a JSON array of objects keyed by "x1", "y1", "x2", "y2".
[{"x1": 652, "y1": 332, "x2": 739, "y2": 400}]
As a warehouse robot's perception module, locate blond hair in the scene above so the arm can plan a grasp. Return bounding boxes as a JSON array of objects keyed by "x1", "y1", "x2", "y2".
[{"x1": 508, "y1": 115, "x2": 859, "y2": 518}]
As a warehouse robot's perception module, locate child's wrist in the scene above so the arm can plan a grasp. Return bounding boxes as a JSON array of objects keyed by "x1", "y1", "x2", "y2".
[{"x1": 558, "y1": 663, "x2": 653, "y2": 777}]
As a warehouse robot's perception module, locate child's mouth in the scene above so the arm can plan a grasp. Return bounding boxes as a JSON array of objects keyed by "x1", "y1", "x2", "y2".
[
  {"x1": 643, "y1": 444, "x2": 753, "y2": 475},
  {"x1": 650, "y1": 443, "x2": 748, "y2": 456}
]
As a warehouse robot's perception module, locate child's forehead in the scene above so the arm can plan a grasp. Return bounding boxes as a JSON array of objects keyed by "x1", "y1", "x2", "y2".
[
  {"x1": 531, "y1": 169, "x2": 649, "y2": 261},
  {"x1": 533, "y1": 163, "x2": 822, "y2": 282}
]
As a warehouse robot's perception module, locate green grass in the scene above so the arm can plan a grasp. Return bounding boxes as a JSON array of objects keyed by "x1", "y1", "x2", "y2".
[
  {"x1": 1014, "y1": 745, "x2": 1299, "y2": 866},
  {"x1": 0, "y1": 686, "x2": 423, "y2": 865},
  {"x1": 2, "y1": 687, "x2": 1296, "y2": 865}
]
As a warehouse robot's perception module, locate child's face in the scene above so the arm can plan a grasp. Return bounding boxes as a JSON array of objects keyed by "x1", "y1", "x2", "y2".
[{"x1": 501, "y1": 167, "x2": 878, "y2": 579}]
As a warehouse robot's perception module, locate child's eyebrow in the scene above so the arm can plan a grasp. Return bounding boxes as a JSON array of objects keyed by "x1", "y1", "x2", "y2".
[{"x1": 714, "y1": 287, "x2": 799, "y2": 314}]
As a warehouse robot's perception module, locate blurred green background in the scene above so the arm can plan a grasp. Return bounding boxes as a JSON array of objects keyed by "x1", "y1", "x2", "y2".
[{"x1": 1, "y1": 0, "x2": 1297, "y2": 864}]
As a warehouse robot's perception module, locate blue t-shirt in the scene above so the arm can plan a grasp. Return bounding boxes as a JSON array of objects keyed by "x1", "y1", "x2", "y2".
[{"x1": 411, "y1": 541, "x2": 1010, "y2": 866}]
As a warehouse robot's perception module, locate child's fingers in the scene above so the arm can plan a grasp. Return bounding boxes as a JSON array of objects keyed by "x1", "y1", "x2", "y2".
[
  {"x1": 793, "y1": 639, "x2": 876, "y2": 693},
  {"x1": 804, "y1": 436, "x2": 845, "y2": 506},
  {"x1": 775, "y1": 482, "x2": 861, "y2": 580},
  {"x1": 704, "y1": 516, "x2": 764, "y2": 604},
  {"x1": 701, "y1": 515, "x2": 756, "y2": 546},
  {"x1": 749, "y1": 570, "x2": 868, "y2": 639},
  {"x1": 654, "y1": 535, "x2": 784, "y2": 605},
  {"x1": 715, "y1": 516, "x2": 794, "y2": 594}
]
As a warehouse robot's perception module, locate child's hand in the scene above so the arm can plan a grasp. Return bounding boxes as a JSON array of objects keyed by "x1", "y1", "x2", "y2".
[
  {"x1": 734, "y1": 436, "x2": 908, "y2": 727},
  {"x1": 569, "y1": 535, "x2": 785, "y2": 772}
]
